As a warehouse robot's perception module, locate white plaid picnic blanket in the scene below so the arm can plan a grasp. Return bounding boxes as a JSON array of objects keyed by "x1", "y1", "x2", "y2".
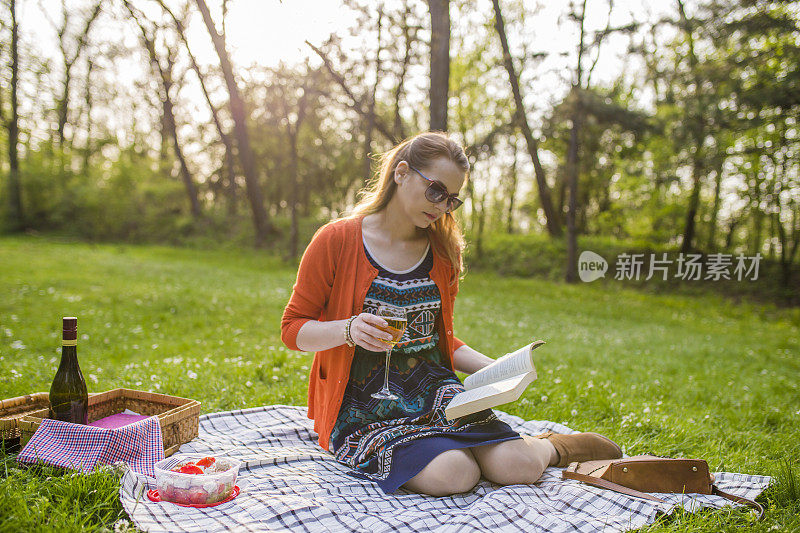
[{"x1": 119, "y1": 405, "x2": 771, "y2": 532}]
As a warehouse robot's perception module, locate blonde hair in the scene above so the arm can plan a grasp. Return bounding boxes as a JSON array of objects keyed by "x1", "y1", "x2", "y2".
[{"x1": 348, "y1": 131, "x2": 470, "y2": 276}]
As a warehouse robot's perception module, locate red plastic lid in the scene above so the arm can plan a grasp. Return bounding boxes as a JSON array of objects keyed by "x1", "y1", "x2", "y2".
[{"x1": 147, "y1": 485, "x2": 240, "y2": 507}]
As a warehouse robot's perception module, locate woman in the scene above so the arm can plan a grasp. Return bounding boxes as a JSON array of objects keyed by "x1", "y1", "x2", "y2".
[{"x1": 281, "y1": 131, "x2": 622, "y2": 496}]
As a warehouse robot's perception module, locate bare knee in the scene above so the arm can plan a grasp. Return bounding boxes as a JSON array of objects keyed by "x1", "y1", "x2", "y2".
[
  {"x1": 475, "y1": 441, "x2": 548, "y2": 486},
  {"x1": 403, "y1": 449, "x2": 480, "y2": 496},
  {"x1": 497, "y1": 450, "x2": 546, "y2": 485},
  {"x1": 443, "y1": 453, "x2": 481, "y2": 494}
]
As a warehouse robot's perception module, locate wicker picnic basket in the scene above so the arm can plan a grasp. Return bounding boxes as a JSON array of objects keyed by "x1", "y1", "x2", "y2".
[
  {"x1": 1, "y1": 393, "x2": 51, "y2": 447},
  {"x1": 17, "y1": 388, "x2": 201, "y2": 457}
]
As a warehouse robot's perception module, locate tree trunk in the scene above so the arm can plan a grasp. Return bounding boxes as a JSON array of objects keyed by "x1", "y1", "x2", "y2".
[
  {"x1": 56, "y1": 70, "x2": 72, "y2": 148},
  {"x1": 491, "y1": 0, "x2": 561, "y2": 237},
  {"x1": 706, "y1": 165, "x2": 723, "y2": 251},
  {"x1": 557, "y1": 175, "x2": 566, "y2": 224},
  {"x1": 288, "y1": 78, "x2": 310, "y2": 260},
  {"x1": 195, "y1": 0, "x2": 273, "y2": 246},
  {"x1": 475, "y1": 188, "x2": 487, "y2": 258},
  {"x1": 81, "y1": 59, "x2": 93, "y2": 175},
  {"x1": 506, "y1": 136, "x2": 518, "y2": 234},
  {"x1": 224, "y1": 147, "x2": 238, "y2": 216},
  {"x1": 155, "y1": 0, "x2": 238, "y2": 216},
  {"x1": 724, "y1": 218, "x2": 738, "y2": 250},
  {"x1": 767, "y1": 206, "x2": 776, "y2": 259},
  {"x1": 393, "y1": 1, "x2": 414, "y2": 140},
  {"x1": 55, "y1": 2, "x2": 102, "y2": 148},
  {"x1": 163, "y1": 88, "x2": 202, "y2": 219},
  {"x1": 752, "y1": 176, "x2": 763, "y2": 255},
  {"x1": 682, "y1": 163, "x2": 704, "y2": 254},
  {"x1": 464, "y1": 169, "x2": 476, "y2": 236},
  {"x1": 565, "y1": 0, "x2": 587, "y2": 284},
  {"x1": 363, "y1": 6, "x2": 384, "y2": 181},
  {"x1": 427, "y1": 0, "x2": 449, "y2": 131},
  {"x1": 677, "y1": 0, "x2": 706, "y2": 255},
  {"x1": 6, "y1": 0, "x2": 23, "y2": 231},
  {"x1": 565, "y1": 109, "x2": 581, "y2": 282},
  {"x1": 288, "y1": 130, "x2": 300, "y2": 260},
  {"x1": 773, "y1": 210, "x2": 799, "y2": 288},
  {"x1": 126, "y1": 4, "x2": 202, "y2": 219}
]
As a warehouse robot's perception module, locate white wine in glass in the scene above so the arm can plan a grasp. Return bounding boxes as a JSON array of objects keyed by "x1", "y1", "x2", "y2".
[{"x1": 371, "y1": 305, "x2": 407, "y2": 400}]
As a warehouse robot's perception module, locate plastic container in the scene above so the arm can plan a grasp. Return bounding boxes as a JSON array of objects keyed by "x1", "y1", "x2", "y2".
[{"x1": 153, "y1": 455, "x2": 241, "y2": 505}]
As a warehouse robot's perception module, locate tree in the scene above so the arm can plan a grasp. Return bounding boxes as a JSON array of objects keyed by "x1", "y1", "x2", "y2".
[
  {"x1": 44, "y1": 0, "x2": 103, "y2": 148},
  {"x1": 267, "y1": 61, "x2": 321, "y2": 259},
  {"x1": 194, "y1": 0, "x2": 274, "y2": 246},
  {"x1": 392, "y1": 0, "x2": 417, "y2": 140},
  {"x1": 4, "y1": 0, "x2": 22, "y2": 230},
  {"x1": 427, "y1": 0, "x2": 449, "y2": 131},
  {"x1": 675, "y1": 0, "x2": 709, "y2": 254},
  {"x1": 125, "y1": 2, "x2": 202, "y2": 220},
  {"x1": 155, "y1": 0, "x2": 239, "y2": 215},
  {"x1": 362, "y1": 3, "x2": 386, "y2": 183},
  {"x1": 491, "y1": 0, "x2": 561, "y2": 237},
  {"x1": 562, "y1": 0, "x2": 636, "y2": 281}
]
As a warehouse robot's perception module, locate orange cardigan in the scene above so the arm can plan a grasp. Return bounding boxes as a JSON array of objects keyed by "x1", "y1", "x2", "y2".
[{"x1": 280, "y1": 214, "x2": 466, "y2": 452}]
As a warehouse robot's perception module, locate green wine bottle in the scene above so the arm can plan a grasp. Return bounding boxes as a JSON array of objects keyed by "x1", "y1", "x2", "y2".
[{"x1": 48, "y1": 317, "x2": 89, "y2": 424}]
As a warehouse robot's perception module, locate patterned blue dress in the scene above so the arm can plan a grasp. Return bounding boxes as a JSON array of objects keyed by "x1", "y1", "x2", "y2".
[{"x1": 330, "y1": 238, "x2": 521, "y2": 494}]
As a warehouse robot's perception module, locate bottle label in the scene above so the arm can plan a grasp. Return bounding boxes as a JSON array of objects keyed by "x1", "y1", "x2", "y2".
[{"x1": 62, "y1": 339, "x2": 77, "y2": 346}]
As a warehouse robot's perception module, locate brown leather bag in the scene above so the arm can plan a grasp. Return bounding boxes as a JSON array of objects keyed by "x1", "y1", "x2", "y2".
[{"x1": 562, "y1": 455, "x2": 764, "y2": 520}]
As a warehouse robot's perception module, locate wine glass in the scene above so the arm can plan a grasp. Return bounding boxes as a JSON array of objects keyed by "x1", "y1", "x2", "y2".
[{"x1": 371, "y1": 305, "x2": 407, "y2": 400}]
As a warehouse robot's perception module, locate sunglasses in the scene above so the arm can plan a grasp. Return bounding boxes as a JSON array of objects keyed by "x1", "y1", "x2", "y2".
[{"x1": 407, "y1": 164, "x2": 463, "y2": 212}]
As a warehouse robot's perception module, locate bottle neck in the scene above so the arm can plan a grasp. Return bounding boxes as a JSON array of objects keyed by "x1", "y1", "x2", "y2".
[{"x1": 60, "y1": 341, "x2": 78, "y2": 364}]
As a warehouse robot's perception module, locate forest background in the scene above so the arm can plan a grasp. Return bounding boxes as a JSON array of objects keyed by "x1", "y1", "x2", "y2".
[{"x1": 1, "y1": 0, "x2": 799, "y2": 302}]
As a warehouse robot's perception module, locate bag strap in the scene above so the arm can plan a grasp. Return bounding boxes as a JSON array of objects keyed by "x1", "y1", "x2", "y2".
[
  {"x1": 712, "y1": 485, "x2": 765, "y2": 520},
  {"x1": 562, "y1": 470, "x2": 765, "y2": 520},
  {"x1": 562, "y1": 470, "x2": 667, "y2": 504}
]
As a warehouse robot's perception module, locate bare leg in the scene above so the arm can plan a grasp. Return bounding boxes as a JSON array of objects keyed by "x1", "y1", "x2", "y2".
[
  {"x1": 523, "y1": 434, "x2": 560, "y2": 466},
  {"x1": 401, "y1": 448, "x2": 481, "y2": 496},
  {"x1": 469, "y1": 436, "x2": 559, "y2": 486}
]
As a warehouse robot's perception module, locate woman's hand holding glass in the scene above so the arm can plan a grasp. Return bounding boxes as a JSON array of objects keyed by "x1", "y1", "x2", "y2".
[
  {"x1": 347, "y1": 313, "x2": 395, "y2": 352},
  {"x1": 371, "y1": 305, "x2": 406, "y2": 400}
]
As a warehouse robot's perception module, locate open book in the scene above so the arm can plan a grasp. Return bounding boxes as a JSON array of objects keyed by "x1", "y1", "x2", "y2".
[{"x1": 444, "y1": 340, "x2": 544, "y2": 421}]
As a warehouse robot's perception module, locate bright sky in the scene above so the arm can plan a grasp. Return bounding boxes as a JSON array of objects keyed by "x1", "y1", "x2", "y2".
[
  {"x1": 183, "y1": 0, "x2": 357, "y2": 70},
  {"x1": 20, "y1": 0, "x2": 675, "y2": 90}
]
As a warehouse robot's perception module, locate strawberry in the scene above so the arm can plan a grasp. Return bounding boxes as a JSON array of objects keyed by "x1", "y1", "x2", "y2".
[
  {"x1": 196, "y1": 456, "x2": 216, "y2": 468},
  {"x1": 179, "y1": 464, "x2": 204, "y2": 475}
]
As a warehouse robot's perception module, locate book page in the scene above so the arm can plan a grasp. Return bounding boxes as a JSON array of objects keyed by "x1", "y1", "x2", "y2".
[
  {"x1": 463, "y1": 340, "x2": 543, "y2": 390},
  {"x1": 451, "y1": 374, "x2": 528, "y2": 408},
  {"x1": 444, "y1": 371, "x2": 537, "y2": 420}
]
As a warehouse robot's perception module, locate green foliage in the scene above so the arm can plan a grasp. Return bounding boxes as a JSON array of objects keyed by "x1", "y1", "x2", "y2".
[
  {"x1": 770, "y1": 459, "x2": 800, "y2": 510},
  {"x1": 465, "y1": 231, "x2": 566, "y2": 278},
  {"x1": 464, "y1": 230, "x2": 800, "y2": 306},
  {"x1": 3, "y1": 141, "x2": 192, "y2": 243}
]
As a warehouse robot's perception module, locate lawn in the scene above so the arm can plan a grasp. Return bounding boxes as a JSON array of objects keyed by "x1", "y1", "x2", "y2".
[{"x1": 1, "y1": 235, "x2": 798, "y2": 532}]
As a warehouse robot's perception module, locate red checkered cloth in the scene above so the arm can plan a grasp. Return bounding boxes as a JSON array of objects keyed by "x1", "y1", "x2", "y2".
[{"x1": 17, "y1": 416, "x2": 164, "y2": 477}]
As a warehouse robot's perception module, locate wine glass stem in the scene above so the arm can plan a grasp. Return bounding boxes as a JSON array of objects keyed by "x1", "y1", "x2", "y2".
[{"x1": 382, "y1": 348, "x2": 392, "y2": 391}]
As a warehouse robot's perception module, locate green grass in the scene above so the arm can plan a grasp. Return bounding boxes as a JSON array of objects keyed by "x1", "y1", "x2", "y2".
[{"x1": 1, "y1": 235, "x2": 798, "y2": 532}]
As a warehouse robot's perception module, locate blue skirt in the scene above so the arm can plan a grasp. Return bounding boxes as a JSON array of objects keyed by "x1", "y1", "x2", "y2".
[{"x1": 331, "y1": 344, "x2": 522, "y2": 494}]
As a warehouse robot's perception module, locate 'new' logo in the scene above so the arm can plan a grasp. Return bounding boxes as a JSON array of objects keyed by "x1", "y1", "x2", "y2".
[{"x1": 578, "y1": 251, "x2": 608, "y2": 282}]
